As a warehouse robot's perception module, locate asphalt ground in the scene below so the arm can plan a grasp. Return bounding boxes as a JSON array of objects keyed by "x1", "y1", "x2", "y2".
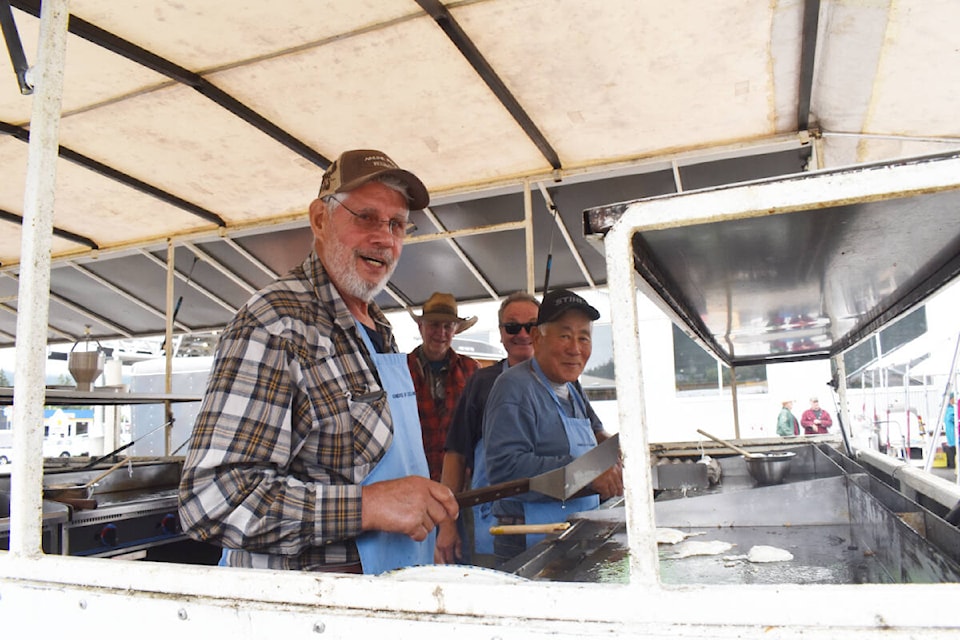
[{"x1": 930, "y1": 464, "x2": 960, "y2": 484}]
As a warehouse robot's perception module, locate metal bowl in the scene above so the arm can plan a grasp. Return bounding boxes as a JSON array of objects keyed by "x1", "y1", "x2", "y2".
[{"x1": 744, "y1": 451, "x2": 796, "y2": 485}]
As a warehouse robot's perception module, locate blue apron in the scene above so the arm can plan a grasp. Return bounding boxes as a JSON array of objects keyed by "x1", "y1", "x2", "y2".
[
  {"x1": 520, "y1": 361, "x2": 600, "y2": 548},
  {"x1": 469, "y1": 361, "x2": 508, "y2": 557},
  {"x1": 219, "y1": 321, "x2": 433, "y2": 574},
  {"x1": 354, "y1": 322, "x2": 435, "y2": 574}
]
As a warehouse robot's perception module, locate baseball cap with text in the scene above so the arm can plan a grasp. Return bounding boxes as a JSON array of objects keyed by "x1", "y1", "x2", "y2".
[
  {"x1": 537, "y1": 289, "x2": 600, "y2": 325},
  {"x1": 318, "y1": 149, "x2": 429, "y2": 210}
]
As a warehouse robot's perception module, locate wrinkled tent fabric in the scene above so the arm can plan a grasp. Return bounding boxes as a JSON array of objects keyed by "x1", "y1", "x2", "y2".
[{"x1": 1, "y1": 1, "x2": 959, "y2": 347}]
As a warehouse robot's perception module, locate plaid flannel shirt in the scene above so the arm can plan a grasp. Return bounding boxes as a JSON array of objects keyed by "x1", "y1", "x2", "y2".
[
  {"x1": 178, "y1": 252, "x2": 398, "y2": 570},
  {"x1": 407, "y1": 347, "x2": 479, "y2": 481}
]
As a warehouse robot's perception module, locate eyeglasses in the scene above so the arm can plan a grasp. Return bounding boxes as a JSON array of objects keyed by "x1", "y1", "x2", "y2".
[
  {"x1": 424, "y1": 320, "x2": 458, "y2": 333},
  {"x1": 501, "y1": 321, "x2": 537, "y2": 335},
  {"x1": 335, "y1": 198, "x2": 416, "y2": 239}
]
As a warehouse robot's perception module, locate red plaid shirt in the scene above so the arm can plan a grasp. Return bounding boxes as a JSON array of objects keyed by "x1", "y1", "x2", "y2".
[{"x1": 407, "y1": 348, "x2": 479, "y2": 481}]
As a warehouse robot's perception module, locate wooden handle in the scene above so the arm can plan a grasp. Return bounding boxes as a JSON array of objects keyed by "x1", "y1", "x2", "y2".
[
  {"x1": 83, "y1": 457, "x2": 130, "y2": 489},
  {"x1": 455, "y1": 478, "x2": 530, "y2": 508},
  {"x1": 48, "y1": 497, "x2": 98, "y2": 510},
  {"x1": 696, "y1": 428, "x2": 757, "y2": 458},
  {"x1": 489, "y1": 522, "x2": 570, "y2": 535}
]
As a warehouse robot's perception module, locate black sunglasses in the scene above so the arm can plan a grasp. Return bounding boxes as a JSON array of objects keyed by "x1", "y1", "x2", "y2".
[{"x1": 501, "y1": 322, "x2": 537, "y2": 335}]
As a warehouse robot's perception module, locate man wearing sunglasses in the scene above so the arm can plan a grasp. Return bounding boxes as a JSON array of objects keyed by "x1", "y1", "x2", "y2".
[
  {"x1": 179, "y1": 149, "x2": 459, "y2": 575},
  {"x1": 482, "y1": 289, "x2": 622, "y2": 565}
]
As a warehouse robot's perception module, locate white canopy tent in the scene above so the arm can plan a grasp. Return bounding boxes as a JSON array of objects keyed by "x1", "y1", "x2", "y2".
[
  {"x1": 1, "y1": 0, "x2": 959, "y2": 346},
  {"x1": 4, "y1": 3, "x2": 960, "y2": 636}
]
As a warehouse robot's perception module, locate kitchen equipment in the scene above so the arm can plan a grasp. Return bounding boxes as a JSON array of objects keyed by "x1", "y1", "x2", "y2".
[
  {"x1": 383, "y1": 565, "x2": 527, "y2": 584},
  {"x1": 0, "y1": 389, "x2": 201, "y2": 560},
  {"x1": 696, "y1": 429, "x2": 761, "y2": 458},
  {"x1": 743, "y1": 451, "x2": 797, "y2": 485},
  {"x1": 507, "y1": 445, "x2": 960, "y2": 584},
  {"x1": 654, "y1": 458, "x2": 710, "y2": 490},
  {"x1": 0, "y1": 457, "x2": 192, "y2": 558},
  {"x1": 43, "y1": 457, "x2": 130, "y2": 502},
  {"x1": 457, "y1": 433, "x2": 621, "y2": 507},
  {"x1": 68, "y1": 327, "x2": 105, "y2": 391},
  {"x1": 696, "y1": 429, "x2": 795, "y2": 484},
  {"x1": 490, "y1": 522, "x2": 570, "y2": 535},
  {"x1": 68, "y1": 351, "x2": 104, "y2": 392}
]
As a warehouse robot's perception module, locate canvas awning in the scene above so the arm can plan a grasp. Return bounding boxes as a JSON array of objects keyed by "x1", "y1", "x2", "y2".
[{"x1": 2, "y1": 1, "x2": 959, "y2": 348}]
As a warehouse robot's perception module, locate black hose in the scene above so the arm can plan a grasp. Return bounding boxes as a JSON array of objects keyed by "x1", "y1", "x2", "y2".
[{"x1": 542, "y1": 194, "x2": 560, "y2": 295}]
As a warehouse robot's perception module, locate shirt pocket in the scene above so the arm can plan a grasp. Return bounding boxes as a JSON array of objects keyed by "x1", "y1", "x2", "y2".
[{"x1": 345, "y1": 388, "x2": 392, "y2": 468}]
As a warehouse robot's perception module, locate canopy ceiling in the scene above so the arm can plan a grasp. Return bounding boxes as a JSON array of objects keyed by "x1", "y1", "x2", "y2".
[{"x1": 1, "y1": 0, "x2": 959, "y2": 349}]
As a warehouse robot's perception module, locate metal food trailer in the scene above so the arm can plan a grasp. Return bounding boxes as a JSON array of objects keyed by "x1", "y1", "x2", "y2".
[
  {"x1": 4, "y1": 2, "x2": 960, "y2": 637},
  {"x1": 4, "y1": 138, "x2": 960, "y2": 640},
  {"x1": 494, "y1": 151, "x2": 960, "y2": 590}
]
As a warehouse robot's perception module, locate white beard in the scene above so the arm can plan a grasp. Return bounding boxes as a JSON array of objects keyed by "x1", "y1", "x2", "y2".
[{"x1": 323, "y1": 231, "x2": 396, "y2": 302}]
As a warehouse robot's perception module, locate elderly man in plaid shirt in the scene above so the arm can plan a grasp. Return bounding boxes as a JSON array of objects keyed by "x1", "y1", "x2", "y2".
[{"x1": 179, "y1": 150, "x2": 458, "y2": 575}]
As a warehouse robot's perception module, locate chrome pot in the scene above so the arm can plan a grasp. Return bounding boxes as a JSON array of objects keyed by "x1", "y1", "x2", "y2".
[{"x1": 744, "y1": 451, "x2": 796, "y2": 485}]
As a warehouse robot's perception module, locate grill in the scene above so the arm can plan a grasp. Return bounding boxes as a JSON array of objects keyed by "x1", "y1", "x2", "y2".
[
  {"x1": 502, "y1": 443, "x2": 960, "y2": 584},
  {"x1": 1, "y1": 457, "x2": 194, "y2": 559}
]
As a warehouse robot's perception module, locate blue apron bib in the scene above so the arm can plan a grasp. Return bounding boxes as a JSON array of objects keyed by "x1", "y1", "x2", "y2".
[
  {"x1": 219, "y1": 321, "x2": 433, "y2": 573},
  {"x1": 520, "y1": 360, "x2": 600, "y2": 549},
  {"x1": 469, "y1": 361, "x2": 508, "y2": 557},
  {"x1": 354, "y1": 322, "x2": 435, "y2": 574}
]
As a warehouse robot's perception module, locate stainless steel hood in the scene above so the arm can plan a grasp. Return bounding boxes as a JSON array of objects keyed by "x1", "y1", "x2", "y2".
[{"x1": 583, "y1": 152, "x2": 960, "y2": 367}]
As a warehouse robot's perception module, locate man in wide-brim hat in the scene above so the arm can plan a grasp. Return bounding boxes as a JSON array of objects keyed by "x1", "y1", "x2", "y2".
[
  {"x1": 412, "y1": 292, "x2": 478, "y2": 335},
  {"x1": 408, "y1": 292, "x2": 480, "y2": 482}
]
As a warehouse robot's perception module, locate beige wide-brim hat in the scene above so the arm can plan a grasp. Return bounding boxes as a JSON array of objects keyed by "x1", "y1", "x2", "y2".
[{"x1": 413, "y1": 292, "x2": 478, "y2": 334}]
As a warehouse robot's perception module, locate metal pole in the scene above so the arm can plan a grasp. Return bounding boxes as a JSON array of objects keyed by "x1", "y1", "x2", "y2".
[
  {"x1": 9, "y1": 0, "x2": 69, "y2": 557},
  {"x1": 904, "y1": 362, "x2": 911, "y2": 461},
  {"x1": 729, "y1": 366, "x2": 741, "y2": 439},
  {"x1": 523, "y1": 180, "x2": 534, "y2": 294},
  {"x1": 164, "y1": 241, "x2": 175, "y2": 455},
  {"x1": 605, "y1": 214, "x2": 659, "y2": 585},
  {"x1": 0, "y1": 0, "x2": 33, "y2": 94},
  {"x1": 832, "y1": 353, "x2": 853, "y2": 456}
]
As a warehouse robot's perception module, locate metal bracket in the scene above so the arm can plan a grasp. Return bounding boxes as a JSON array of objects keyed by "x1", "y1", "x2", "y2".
[{"x1": 0, "y1": 0, "x2": 33, "y2": 94}]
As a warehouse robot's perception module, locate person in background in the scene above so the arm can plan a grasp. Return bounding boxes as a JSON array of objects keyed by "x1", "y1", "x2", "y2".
[
  {"x1": 407, "y1": 292, "x2": 480, "y2": 482},
  {"x1": 483, "y1": 289, "x2": 623, "y2": 565},
  {"x1": 777, "y1": 399, "x2": 799, "y2": 436},
  {"x1": 178, "y1": 149, "x2": 459, "y2": 575},
  {"x1": 944, "y1": 392, "x2": 957, "y2": 469},
  {"x1": 436, "y1": 291, "x2": 577, "y2": 566},
  {"x1": 800, "y1": 396, "x2": 833, "y2": 435}
]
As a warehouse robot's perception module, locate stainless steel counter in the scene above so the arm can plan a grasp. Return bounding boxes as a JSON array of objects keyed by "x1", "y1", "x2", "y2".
[{"x1": 504, "y1": 443, "x2": 960, "y2": 584}]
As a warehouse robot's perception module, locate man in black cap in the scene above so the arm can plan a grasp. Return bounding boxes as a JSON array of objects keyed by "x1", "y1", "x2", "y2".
[
  {"x1": 482, "y1": 289, "x2": 623, "y2": 564},
  {"x1": 179, "y1": 149, "x2": 458, "y2": 575}
]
